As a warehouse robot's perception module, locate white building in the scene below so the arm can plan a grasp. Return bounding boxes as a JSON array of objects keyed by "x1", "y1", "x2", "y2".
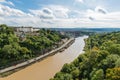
[{"x1": 14, "y1": 26, "x2": 39, "y2": 32}]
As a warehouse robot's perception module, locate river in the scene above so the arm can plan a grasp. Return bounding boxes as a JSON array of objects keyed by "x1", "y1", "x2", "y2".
[{"x1": 0, "y1": 36, "x2": 88, "y2": 80}]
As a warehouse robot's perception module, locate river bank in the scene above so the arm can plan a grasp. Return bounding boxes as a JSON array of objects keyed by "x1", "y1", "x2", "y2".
[
  {"x1": 0, "y1": 36, "x2": 88, "y2": 80},
  {"x1": 0, "y1": 38, "x2": 75, "y2": 75}
]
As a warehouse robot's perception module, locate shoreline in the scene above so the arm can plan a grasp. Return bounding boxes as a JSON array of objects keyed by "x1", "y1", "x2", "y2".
[{"x1": 0, "y1": 38, "x2": 75, "y2": 76}]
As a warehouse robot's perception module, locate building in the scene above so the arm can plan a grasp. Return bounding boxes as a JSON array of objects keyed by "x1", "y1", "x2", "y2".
[
  {"x1": 14, "y1": 26, "x2": 40, "y2": 33},
  {"x1": 14, "y1": 26, "x2": 34, "y2": 32},
  {"x1": 14, "y1": 26, "x2": 40, "y2": 41}
]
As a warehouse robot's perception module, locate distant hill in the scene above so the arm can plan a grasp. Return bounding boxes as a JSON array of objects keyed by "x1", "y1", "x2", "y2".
[{"x1": 49, "y1": 28, "x2": 120, "y2": 33}]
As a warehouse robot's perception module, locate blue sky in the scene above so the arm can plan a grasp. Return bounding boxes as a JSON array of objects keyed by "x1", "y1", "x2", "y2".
[{"x1": 0, "y1": 0, "x2": 120, "y2": 28}]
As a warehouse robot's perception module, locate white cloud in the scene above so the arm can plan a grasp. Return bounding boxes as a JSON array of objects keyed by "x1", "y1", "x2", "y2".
[
  {"x1": 95, "y1": 6, "x2": 107, "y2": 14},
  {"x1": 29, "y1": 8, "x2": 55, "y2": 19},
  {"x1": 101, "y1": 12, "x2": 120, "y2": 21},
  {"x1": 86, "y1": 6, "x2": 120, "y2": 21},
  {"x1": 0, "y1": 0, "x2": 5, "y2": 2},
  {"x1": 68, "y1": 10, "x2": 85, "y2": 19},
  {"x1": 6, "y1": 1, "x2": 15, "y2": 6},
  {"x1": 76, "y1": 0, "x2": 84, "y2": 3},
  {"x1": 47, "y1": 5, "x2": 69, "y2": 18},
  {"x1": 0, "y1": 3, "x2": 120, "y2": 28},
  {"x1": 42, "y1": 8, "x2": 53, "y2": 14},
  {"x1": 0, "y1": 4, "x2": 27, "y2": 17},
  {"x1": 0, "y1": 0, "x2": 15, "y2": 6},
  {"x1": 86, "y1": 6, "x2": 108, "y2": 20},
  {"x1": 0, "y1": 4, "x2": 38, "y2": 26}
]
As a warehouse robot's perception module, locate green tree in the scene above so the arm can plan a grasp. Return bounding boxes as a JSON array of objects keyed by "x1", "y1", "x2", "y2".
[
  {"x1": 107, "y1": 44, "x2": 120, "y2": 55},
  {"x1": 71, "y1": 68, "x2": 79, "y2": 79},
  {"x1": 115, "y1": 58, "x2": 120, "y2": 67},
  {"x1": 99, "y1": 54, "x2": 120, "y2": 71},
  {"x1": 53, "y1": 72, "x2": 73, "y2": 80},
  {"x1": 61, "y1": 63, "x2": 76, "y2": 73},
  {"x1": 106, "y1": 68, "x2": 120, "y2": 80},
  {"x1": 91, "y1": 69, "x2": 104, "y2": 80}
]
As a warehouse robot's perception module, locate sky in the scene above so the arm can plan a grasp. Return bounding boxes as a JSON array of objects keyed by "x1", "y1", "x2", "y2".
[{"x1": 0, "y1": 0, "x2": 120, "y2": 28}]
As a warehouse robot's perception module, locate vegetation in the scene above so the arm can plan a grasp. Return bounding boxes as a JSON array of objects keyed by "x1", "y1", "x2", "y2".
[
  {"x1": 0, "y1": 24, "x2": 67, "y2": 69},
  {"x1": 51, "y1": 32, "x2": 120, "y2": 80}
]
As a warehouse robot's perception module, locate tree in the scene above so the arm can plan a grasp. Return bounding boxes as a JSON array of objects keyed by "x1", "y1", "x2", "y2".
[
  {"x1": 19, "y1": 47, "x2": 31, "y2": 59},
  {"x1": 72, "y1": 58, "x2": 79, "y2": 67},
  {"x1": 71, "y1": 68, "x2": 79, "y2": 79},
  {"x1": 61, "y1": 63, "x2": 76, "y2": 73},
  {"x1": 1, "y1": 45, "x2": 19, "y2": 59},
  {"x1": 107, "y1": 44, "x2": 120, "y2": 55},
  {"x1": 91, "y1": 69, "x2": 104, "y2": 80},
  {"x1": 0, "y1": 25, "x2": 65, "y2": 69},
  {"x1": 53, "y1": 72, "x2": 73, "y2": 80},
  {"x1": 106, "y1": 68, "x2": 120, "y2": 80},
  {"x1": 99, "y1": 54, "x2": 120, "y2": 71},
  {"x1": 115, "y1": 58, "x2": 120, "y2": 67}
]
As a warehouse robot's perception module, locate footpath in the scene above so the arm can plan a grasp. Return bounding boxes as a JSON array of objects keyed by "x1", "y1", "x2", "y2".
[{"x1": 0, "y1": 38, "x2": 75, "y2": 74}]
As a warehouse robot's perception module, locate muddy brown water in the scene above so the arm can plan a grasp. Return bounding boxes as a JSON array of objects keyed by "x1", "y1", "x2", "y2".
[{"x1": 0, "y1": 36, "x2": 88, "y2": 80}]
